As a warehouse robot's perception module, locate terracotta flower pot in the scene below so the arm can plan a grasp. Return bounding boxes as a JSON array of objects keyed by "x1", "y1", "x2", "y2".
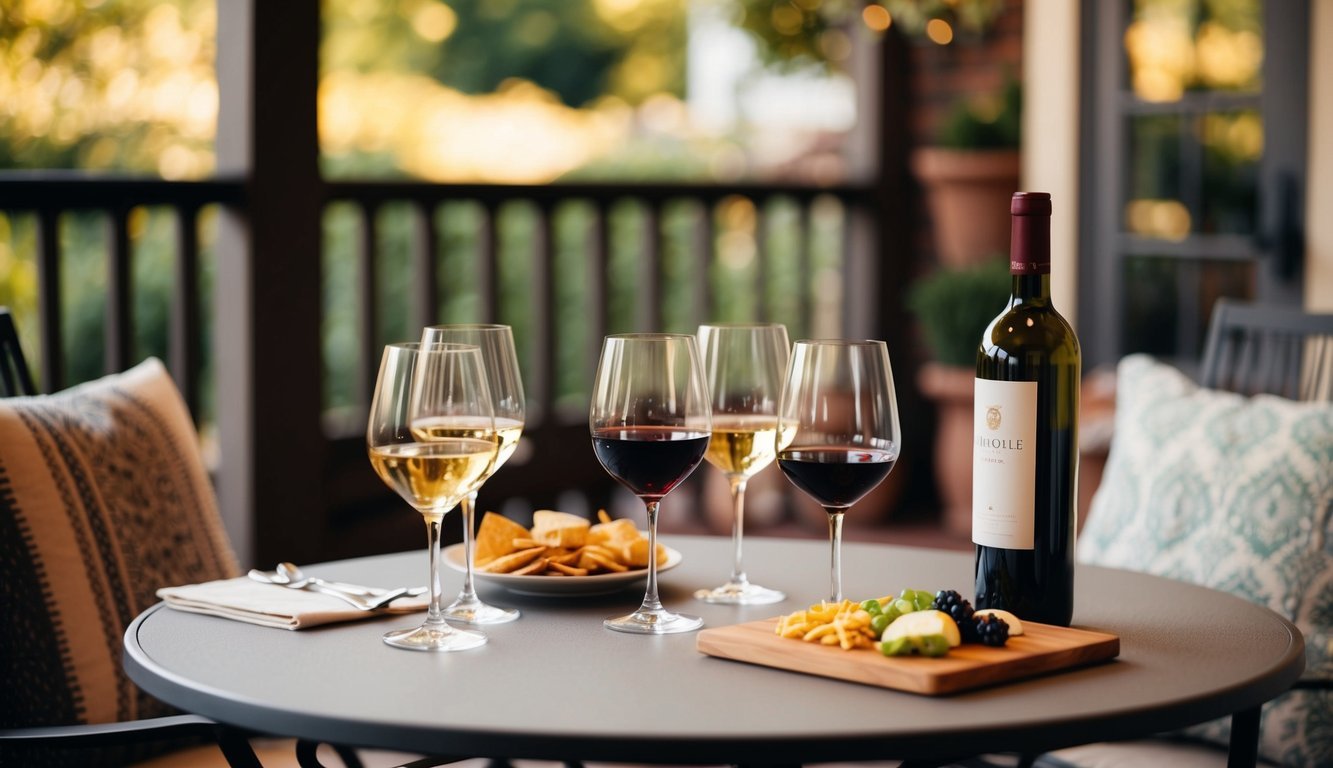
[
  {"x1": 912, "y1": 147, "x2": 1021, "y2": 269},
  {"x1": 917, "y1": 362, "x2": 975, "y2": 537}
]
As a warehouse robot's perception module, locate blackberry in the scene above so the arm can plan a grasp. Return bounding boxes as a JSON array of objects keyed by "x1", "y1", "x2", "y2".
[
  {"x1": 932, "y1": 589, "x2": 975, "y2": 626},
  {"x1": 973, "y1": 614, "x2": 1011, "y2": 647}
]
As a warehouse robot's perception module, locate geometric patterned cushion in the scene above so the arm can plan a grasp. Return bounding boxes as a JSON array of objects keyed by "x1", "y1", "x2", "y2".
[
  {"x1": 1077, "y1": 354, "x2": 1333, "y2": 768},
  {"x1": 0, "y1": 358, "x2": 239, "y2": 736}
]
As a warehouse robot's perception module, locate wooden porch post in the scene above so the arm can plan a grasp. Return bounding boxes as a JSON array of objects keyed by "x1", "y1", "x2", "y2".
[{"x1": 214, "y1": 1, "x2": 326, "y2": 567}]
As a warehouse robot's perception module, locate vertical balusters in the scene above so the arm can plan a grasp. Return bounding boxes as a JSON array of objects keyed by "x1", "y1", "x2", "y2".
[
  {"x1": 642, "y1": 201, "x2": 662, "y2": 331},
  {"x1": 355, "y1": 202, "x2": 379, "y2": 410},
  {"x1": 480, "y1": 203, "x2": 500, "y2": 323},
  {"x1": 36, "y1": 209, "x2": 62, "y2": 393},
  {"x1": 693, "y1": 198, "x2": 713, "y2": 326},
  {"x1": 589, "y1": 201, "x2": 609, "y2": 373},
  {"x1": 106, "y1": 207, "x2": 132, "y2": 374},
  {"x1": 797, "y1": 201, "x2": 814, "y2": 339},
  {"x1": 410, "y1": 200, "x2": 439, "y2": 332},
  {"x1": 754, "y1": 196, "x2": 769, "y2": 321},
  {"x1": 172, "y1": 204, "x2": 202, "y2": 418},
  {"x1": 535, "y1": 202, "x2": 557, "y2": 423}
]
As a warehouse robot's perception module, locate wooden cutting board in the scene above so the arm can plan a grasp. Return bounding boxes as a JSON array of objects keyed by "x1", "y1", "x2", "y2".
[{"x1": 696, "y1": 617, "x2": 1119, "y2": 695}]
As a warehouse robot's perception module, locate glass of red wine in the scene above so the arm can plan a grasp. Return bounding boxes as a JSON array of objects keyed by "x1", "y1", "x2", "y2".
[
  {"x1": 777, "y1": 340, "x2": 900, "y2": 603},
  {"x1": 590, "y1": 333, "x2": 711, "y2": 634}
]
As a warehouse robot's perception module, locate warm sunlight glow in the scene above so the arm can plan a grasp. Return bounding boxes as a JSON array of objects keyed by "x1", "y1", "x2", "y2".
[
  {"x1": 1125, "y1": 199, "x2": 1192, "y2": 241},
  {"x1": 925, "y1": 19, "x2": 954, "y2": 45},
  {"x1": 1194, "y1": 22, "x2": 1261, "y2": 90},
  {"x1": 861, "y1": 5, "x2": 892, "y2": 33},
  {"x1": 319, "y1": 72, "x2": 628, "y2": 183},
  {"x1": 409, "y1": 1, "x2": 458, "y2": 44}
]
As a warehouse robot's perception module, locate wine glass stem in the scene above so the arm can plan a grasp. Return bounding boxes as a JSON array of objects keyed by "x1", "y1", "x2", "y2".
[
  {"x1": 639, "y1": 500, "x2": 664, "y2": 613},
  {"x1": 826, "y1": 509, "x2": 845, "y2": 603},
  {"x1": 458, "y1": 492, "x2": 480, "y2": 603},
  {"x1": 728, "y1": 478, "x2": 749, "y2": 585},
  {"x1": 424, "y1": 512, "x2": 447, "y2": 625}
]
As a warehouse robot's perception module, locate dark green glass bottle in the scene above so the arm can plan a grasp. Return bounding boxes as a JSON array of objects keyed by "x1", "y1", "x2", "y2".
[{"x1": 973, "y1": 192, "x2": 1080, "y2": 627}]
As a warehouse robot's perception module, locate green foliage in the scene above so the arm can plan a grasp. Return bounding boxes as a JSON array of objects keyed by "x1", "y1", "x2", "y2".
[
  {"x1": 907, "y1": 257, "x2": 1009, "y2": 367},
  {"x1": 323, "y1": 0, "x2": 686, "y2": 108},
  {"x1": 935, "y1": 76, "x2": 1021, "y2": 150},
  {"x1": 735, "y1": 0, "x2": 1007, "y2": 71}
]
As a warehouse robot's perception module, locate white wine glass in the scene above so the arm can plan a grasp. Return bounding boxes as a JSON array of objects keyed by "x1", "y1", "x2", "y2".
[
  {"x1": 590, "y1": 333, "x2": 711, "y2": 634},
  {"x1": 420, "y1": 324, "x2": 524, "y2": 625},
  {"x1": 367, "y1": 342, "x2": 497, "y2": 651},
  {"x1": 777, "y1": 340, "x2": 900, "y2": 603},
  {"x1": 694, "y1": 322, "x2": 789, "y2": 605}
]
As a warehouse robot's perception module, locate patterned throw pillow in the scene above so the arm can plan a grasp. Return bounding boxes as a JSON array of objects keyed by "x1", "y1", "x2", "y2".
[
  {"x1": 0, "y1": 358, "x2": 239, "y2": 737},
  {"x1": 1078, "y1": 354, "x2": 1333, "y2": 767}
]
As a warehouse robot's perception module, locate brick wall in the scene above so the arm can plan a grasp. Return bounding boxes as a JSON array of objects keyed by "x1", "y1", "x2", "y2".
[{"x1": 904, "y1": 0, "x2": 1025, "y2": 149}]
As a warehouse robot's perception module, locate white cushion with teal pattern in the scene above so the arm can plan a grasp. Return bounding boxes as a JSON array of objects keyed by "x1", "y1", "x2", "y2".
[{"x1": 1077, "y1": 354, "x2": 1332, "y2": 767}]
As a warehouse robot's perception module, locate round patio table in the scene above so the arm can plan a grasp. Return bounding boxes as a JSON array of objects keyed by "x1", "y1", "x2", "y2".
[{"x1": 124, "y1": 535, "x2": 1303, "y2": 765}]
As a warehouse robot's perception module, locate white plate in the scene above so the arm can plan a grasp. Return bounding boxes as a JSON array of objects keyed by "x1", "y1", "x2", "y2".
[{"x1": 442, "y1": 541, "x2": 683, "y2": 597}]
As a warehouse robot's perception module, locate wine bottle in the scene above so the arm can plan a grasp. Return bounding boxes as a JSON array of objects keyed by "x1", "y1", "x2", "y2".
[{"x1": 973, "y1": 192, "x2": 1080, "y2": 627}]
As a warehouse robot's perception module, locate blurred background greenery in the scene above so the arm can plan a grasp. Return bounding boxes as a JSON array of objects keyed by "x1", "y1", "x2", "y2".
[{"x1": 0, "y1": 0, "x2": 861, "y2": 425}]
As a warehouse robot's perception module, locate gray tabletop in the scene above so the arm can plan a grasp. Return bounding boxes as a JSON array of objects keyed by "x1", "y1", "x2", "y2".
[{"x1": 124, "y1": 536, "x2": 1304, "y2": 764}]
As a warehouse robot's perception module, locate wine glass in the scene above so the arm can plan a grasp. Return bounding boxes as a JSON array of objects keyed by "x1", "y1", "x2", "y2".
[
  {"x1": 420, "y1": 324, "x2": 524, "y2": 625},
  {"x1": 694, "y1": 323, "x2": 789, "y2": 605},
  {"x1": 590, "y1": 333, "x2": 711, "y2": 634},
  {"x1": 777, "y1": 340, "x2": 900, "y2": 604},
  {"x1": 367, "y1": 342, "x2": 498, "y2": 651}
]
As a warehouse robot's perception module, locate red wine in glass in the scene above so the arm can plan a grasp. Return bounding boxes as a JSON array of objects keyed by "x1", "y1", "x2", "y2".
[
  {"x1": 777, "y1": 339, "x2": 901, "y2": 603},
  {"x1": 592, "y1": 426, "x2": 710, "y2": 499},
  {"x1": 777, "y1": 446, "x2": 898, "y2": 508},
  {"x1": 589, "y1": 333, "x2": 711, "y2": 635}
]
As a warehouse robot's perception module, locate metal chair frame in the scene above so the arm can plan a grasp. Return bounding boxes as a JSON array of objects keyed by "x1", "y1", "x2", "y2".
[{"x1": 1199, "y1": 298, "x2": 1333, "y2": 401}]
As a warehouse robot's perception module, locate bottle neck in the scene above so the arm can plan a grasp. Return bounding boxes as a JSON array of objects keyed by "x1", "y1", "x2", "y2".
[
  {"x1": 1011, "y1": 273, "x2": 1052, "y2": 304},
  {"x1": 1010, "y1": 207, "x2": 1051, "y2": 303}
]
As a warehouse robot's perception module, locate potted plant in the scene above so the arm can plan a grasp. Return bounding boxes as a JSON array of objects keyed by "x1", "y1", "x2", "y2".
[
  {"x1": 912, "y1": 77, "x2": 1021, "y2": 268},
  {"x1": 907, "y1": 257, "x2": 1010, "y2": 535}
]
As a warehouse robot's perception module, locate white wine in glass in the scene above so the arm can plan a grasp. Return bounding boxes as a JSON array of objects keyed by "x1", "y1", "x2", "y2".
[
  {"x1": 419, "y1": 324, "x2": 525, "y2": 625},
  {"x1": 590, "y1": 333, "x2": 710, "y2": 634},
  {"x1": 694, "y1": 323, "x2": 789, "y2": 605},
  {"x1": 367, "y1": 342, "x2": 497, "y2": 651},
  {"x1": 777, "y1": 340, "x2": 900, "y2": 604}
]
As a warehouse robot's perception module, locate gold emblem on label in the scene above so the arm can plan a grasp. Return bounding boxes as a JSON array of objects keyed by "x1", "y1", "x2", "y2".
[{"x1": 985, "y1": 405, "x2": 1002, "y2": 430}]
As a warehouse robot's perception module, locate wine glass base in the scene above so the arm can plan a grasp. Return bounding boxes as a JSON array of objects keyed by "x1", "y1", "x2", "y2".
[
  {"x1": 604, "y1": 609, "x2": 703, "y2": 635},
  {"x1": 383, "y1": 623, "x2": 487, "y2": 652},
  {"x1": 442, "y1": 597, "x2": 520, "y2": 625},
  {"x1": 693, "y1": 581, "x2": 786, "y2": 605}
]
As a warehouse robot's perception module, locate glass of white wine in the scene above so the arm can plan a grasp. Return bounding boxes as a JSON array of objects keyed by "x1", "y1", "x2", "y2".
[
  {"x1": 419, "y1": 324, "x2": 524, "y2": 625},
  {"x1": 367, "y1": 342, "x2": 498, "y2": 651},
  {"x1": 694, "y1": 323, "x2": 789, "y2": 605}
]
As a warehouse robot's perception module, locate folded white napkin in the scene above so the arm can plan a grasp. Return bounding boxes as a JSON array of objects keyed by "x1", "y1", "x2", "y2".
[{"x1": 157, "y1": 576, "x2": 429, "y2": 630}]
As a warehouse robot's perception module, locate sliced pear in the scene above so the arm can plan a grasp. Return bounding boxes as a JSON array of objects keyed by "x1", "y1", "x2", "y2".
[
  {"x1": 973, "y1": 608, "x2": 1024, "y2": 636},
  {"x1": 881, "y1": 609, "x2": 962, "y2": 647}
]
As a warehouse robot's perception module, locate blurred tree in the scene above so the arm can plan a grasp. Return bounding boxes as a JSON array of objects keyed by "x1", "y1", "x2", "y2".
[{"x1": 323, "y1": 0, "x2": 686, "y2": 108}]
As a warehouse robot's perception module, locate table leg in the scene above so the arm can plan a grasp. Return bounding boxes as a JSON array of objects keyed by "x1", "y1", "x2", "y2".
[
  {"x1": 1227, "y1": 705, "x2": 1261, "y2": 768},
  {"x1": 295, "y1": 738, "x2": 366, "y2": 768}
]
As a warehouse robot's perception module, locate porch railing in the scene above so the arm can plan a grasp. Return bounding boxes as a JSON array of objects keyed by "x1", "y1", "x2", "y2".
[{"x1": 0, "y1": 173, "x2": 893, "y2": 563}]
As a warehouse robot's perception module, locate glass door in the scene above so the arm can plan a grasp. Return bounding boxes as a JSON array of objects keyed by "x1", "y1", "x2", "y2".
[{"x1": 1079, "y1": 0, "x2": 1309, "y2": 371}]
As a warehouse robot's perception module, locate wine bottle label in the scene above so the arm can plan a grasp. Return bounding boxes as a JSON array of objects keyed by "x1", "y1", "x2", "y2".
[{"x1": 972, "y1": 378, "x2": 1038, "y2": 549}]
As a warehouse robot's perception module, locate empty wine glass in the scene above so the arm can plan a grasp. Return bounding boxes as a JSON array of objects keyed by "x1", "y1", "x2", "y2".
[
  {"x1": 590, "y1": 333, "x2": 711, "y2": 634},
  {"x1": 694, "y1": 322, "x2": 789, "y2": 605},
  {"x1": 367, "y1": 342, "x2": 497, "y2": 651},
  {"x1": 420, "y1": 324, "x2": 524, "y2": 625},
  {"x1": 777, "y1": 340, "x2": 900, "y2": 603}
]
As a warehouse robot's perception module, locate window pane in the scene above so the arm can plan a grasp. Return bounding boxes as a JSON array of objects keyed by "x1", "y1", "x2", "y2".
[
  {"x1": 1125, "y1": 0, "x2": 1262, "y2": 102},
  {"x1": 1121, "y1": 256, "x2": 1255, "y2": 364},
  {"x1": 1200, "y1": 109, "x2": 1262, "y2": 234},
  {"x1": 1124, "y1": 115, "x2": 1188, "y2": 238}
]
